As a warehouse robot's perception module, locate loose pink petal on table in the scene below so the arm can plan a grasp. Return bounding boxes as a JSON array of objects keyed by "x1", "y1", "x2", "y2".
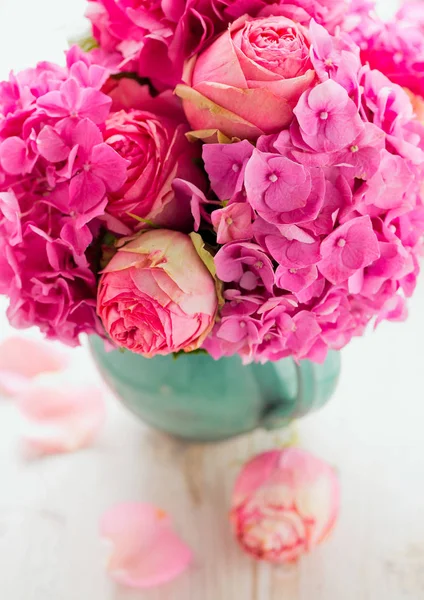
[
  {"x1": 17, "y1": 380, "x2": 105, "y2": 457},
  {"x1": 100, "y1": 503, "x2": 192, "y2": 589},
  {"x1": 0, "y1": 336, "x2": 68, "y2": 396},
  {"x1": 0, "y1": 371, "x2": 29, "y2": 397}
]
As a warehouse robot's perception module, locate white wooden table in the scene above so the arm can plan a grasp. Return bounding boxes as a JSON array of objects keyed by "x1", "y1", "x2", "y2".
[{"x1": 2, "y1": 1, "x2": 424, "y2": 599}]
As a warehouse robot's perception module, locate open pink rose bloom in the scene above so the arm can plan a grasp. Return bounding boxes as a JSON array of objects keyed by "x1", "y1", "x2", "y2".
[
  {"x1": 231, "y1": 448, "x2": 340, "y2": 563},
  {"x1": 0, "y1": 0, "x2": 422, "y2": 366}
]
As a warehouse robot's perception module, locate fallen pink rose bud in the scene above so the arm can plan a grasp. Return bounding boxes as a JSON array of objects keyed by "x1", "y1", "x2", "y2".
[
  {"x1": 100, "y1": 502, "x2": 192, "y2": 589},
  {"x1": 231, "y1": 448, "x2": 340, "y2": 563}
]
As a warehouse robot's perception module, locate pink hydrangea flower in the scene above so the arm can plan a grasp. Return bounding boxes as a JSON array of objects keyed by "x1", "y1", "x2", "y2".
[
  {"x1": 211, "y1": 203, "x2": 254, "y2": 244},
  {"x1": 318, "y1": 216, "x2": 380, "y2": 284},
  {"x1": 293, "y1": 79, "x2": 364, "y2": 152},
  {"x1": 333, "y1": 123, "x2": 385, "y2": 182},
  {"x1": 0, "y1": 49, "x2": 126, "y2": 345},
  {"x1": 309, "y1": 19, "x2": 362, "y2": 100},
  {"x1": 245, "y1": 149, "x2": 325, "y2": 225},
  {"x1": 68, "y1": 118, "x2": 129, "y2": 214},
  {"x1": 203, "y1": 314, "x2": 262, "y2": 362},
  {"x1": 203, "y1": 140, "x2": 254, "y2": 201},
  {"x1": 275, "y1": 264, "x2": 318, "y2": 294},
  {"x1": 344, "y1": 0, "x2": 424, "y2": 98},
  {"x1": 214, "y1": 241, "x2": 275, "y2": 293}
]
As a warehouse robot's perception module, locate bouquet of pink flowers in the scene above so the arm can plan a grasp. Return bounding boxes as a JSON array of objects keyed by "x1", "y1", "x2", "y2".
[{"x1": 0, "y1": 0, "x2": 423, "y2": 364}]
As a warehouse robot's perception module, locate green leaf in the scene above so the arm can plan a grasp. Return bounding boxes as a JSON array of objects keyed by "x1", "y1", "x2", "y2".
[
  {"x1": 189, "y1": 232, "x2": 225, "y2": 310},
  {"x1": 71, "y1": 35, "x2": 99, "y2": 52},
  {"x1": 126, "y1": 212, "x2": 158, "y2": 228}
]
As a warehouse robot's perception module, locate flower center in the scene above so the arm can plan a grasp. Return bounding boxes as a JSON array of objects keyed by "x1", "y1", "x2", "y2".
[
  {"x1": 350, "y1": 145, "x2": 359, "y2": 153},
  {"x1": 268, "y1": 173, "x2": 278, "y2": 183},
  {"x1": 337, "y1": 238, "x2": 346, "y2": 248},
  {"x1": 232, "y1": 163, "x2": 240, "y2": 173},
  {"x1": 226, "y1": 217, "x2": 233, "y2": 226},
  {"x1": 319, "y1": 111, "x2": 329, "y2": 120}
]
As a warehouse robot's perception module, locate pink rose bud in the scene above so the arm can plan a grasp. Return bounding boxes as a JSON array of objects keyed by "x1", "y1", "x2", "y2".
[
  {"x1": 97, "y1": 230, "x2": 219, "y2": 356},
  {"x1": 176, "y1": 15, "x2": 316, "y2": 141},
  {"x1": 231, "y1": 448, "x2": 340, "y2": 563}
]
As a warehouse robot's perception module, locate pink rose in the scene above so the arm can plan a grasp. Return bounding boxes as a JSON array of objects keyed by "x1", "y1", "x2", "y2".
[
  {"x1": 224, "y1": 0, "x2": 348, "y2": 33},
  {"x1": 231, "y1": 448, "x2": 340, "y2": 563},
  {"x1": 176, "y1": 15, "x2": 316, "y2": 141},
  {"x1": 103, "y1": 96, "x2": 204, "y2": 233},
  {"x1": 97, "y1": 230, "x2": 219, "y2": 356}
]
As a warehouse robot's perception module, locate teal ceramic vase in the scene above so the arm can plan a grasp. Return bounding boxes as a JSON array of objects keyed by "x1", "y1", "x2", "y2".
[{"x1": 90, "y1": 337, "x2": 341, "y2": 442}]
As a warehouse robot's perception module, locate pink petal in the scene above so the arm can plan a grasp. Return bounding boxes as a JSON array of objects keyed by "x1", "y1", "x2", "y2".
[
  {"x1": 17, "y1": 378, "x2": 105, "y2": 457},
  {"x1": 100, "y1": 503, "x2": 192, "y2": 589},
  {"x1": 203, "y1": 140, "x2": 253, "y2": 200},
  {"x1": 69, "y1": 170, "x2": 106, "y2": 213},
  {"x1": 37, "y1": 90, "x2": 69, "y2": 117},
  {"x1": 0, "y1": 336, "x2": 68, "y2": 397},
  {"x1": 0, "y1": 137, "x2": 32, "y2": 175},
  {"x1": 176, "y1": 84, "x2": 264, "y2": 141},
  {"x1": 72, "y1": 118, "x2": 103, "y2": 153},
  {"x1": 79, "y1": 88, "x2": 112, "y2": 124},
  {"x1": 91, "y1": 143, "x2": 129, "y2": 191},
  {"x1": 37, "y1": 125, "x2": 70, "y2": 162},
  {"x1": 0, "y1": 371, "x2": 29, "y2": 398}
]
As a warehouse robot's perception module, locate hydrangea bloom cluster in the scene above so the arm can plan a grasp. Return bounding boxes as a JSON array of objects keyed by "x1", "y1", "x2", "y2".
[
  {"x1": 0, "y1": 48, "x2": 130, "y2": 344},
  {"x1": 182, "y1": 20, "x2": 424, "y2": 363},
  {"x1": 344, "y1": 0, "x2": 424, "y2": 100}
]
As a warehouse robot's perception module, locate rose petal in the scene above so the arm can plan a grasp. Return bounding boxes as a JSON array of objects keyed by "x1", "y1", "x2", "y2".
[
  {"x1": 0, "y1": 336, "x2": 68, "y2": 397},
  {"x1": 100, "y1": 502, "x2": 192, "y2": 589},
  {"x1": 0, "y1": 371, "x2": 29, "y2": 398},
  {"x1": 17, "y1": 376, "x2": 105, "y2": 457}
]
